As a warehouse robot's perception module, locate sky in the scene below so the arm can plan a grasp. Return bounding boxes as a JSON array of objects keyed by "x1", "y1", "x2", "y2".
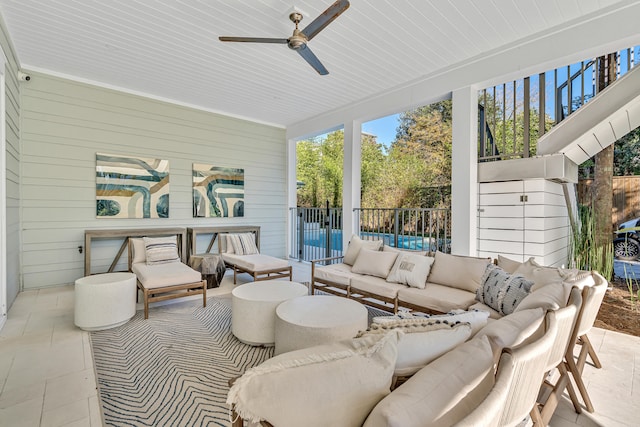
[{"x1": 362, "y1": 113, "x2": 400, "y2": 148}]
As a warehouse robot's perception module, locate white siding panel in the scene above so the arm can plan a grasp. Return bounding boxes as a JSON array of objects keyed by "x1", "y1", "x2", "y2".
[
  {"x1": 478, "y1": 217, "x2": 524, "y2": 230},
  {"x1": 1, "y1": 19, "x2": 21, "y2": 308},
  {"x1": 479, "y1": 180, "x2": 523, "y2": 193},
  {"x1": 20, "y1": 72, "x2": 286, "y2": 288}
]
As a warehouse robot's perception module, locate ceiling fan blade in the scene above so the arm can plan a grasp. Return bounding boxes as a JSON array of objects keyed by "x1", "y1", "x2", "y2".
[
  {"x1": 301, "y1": 0, "x2": 350, "y2": 41},
  {"x1": 219, "y1": 36, "x2": 288, "y2": 44},
  {"x1": 297, "y1": 44, "x2": 329, "y2": 75}
]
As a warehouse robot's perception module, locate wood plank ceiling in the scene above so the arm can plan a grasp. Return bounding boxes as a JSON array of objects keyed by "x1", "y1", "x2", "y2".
[{"x1": 0, "y1": 0, "x2": 625, "y2": 127}]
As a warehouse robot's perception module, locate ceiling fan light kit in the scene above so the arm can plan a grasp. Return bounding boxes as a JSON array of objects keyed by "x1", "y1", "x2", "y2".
[{"x1": 218, "y1": 0, "x2": 350, "y2": 75}]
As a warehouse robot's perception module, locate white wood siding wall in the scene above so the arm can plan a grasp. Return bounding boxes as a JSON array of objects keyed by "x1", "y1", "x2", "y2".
[
  {"x1": 0, "y1": 16, "x2": 21, "y2": 307},
  {"x1": 478, "y1": 179, "x2": 570, "y2": 267},
  {"x1": 20, "y1": 72, "x2": 286, "y2": 289}
]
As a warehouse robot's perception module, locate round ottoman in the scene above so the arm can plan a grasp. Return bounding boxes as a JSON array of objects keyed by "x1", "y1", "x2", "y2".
[
  {"x1": 74, "y1": 272, "x2": 137, "y2": 331},
  {"x1": 274, "y1": 295, "x2": 368, "y2": 355},
  {"x1": 231, "y1": 280, "x2": 309, "y2": 346}
]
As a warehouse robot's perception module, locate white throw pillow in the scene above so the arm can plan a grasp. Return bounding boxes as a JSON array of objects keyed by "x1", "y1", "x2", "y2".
[
  {"x1": 363, "y1": 335, "x2": 496, "y2": 427},
  {"x1": 343, "y1": 234, "x2": 383, "y2": 266},
  {"x1": 143, "y1": 236, "x2": 180, "y2": 265},
  {"x1": 351, "y1": 249, "x2": 399, "y2": 278},
  {"x1": 374, "y1": 309, "x2": 489, "y2": 336},
  {"x1": 227, "y1": 331, "x2": 400, "y2": 427},
  {"x1": 131, "y1": 238, "x2": 146, "y2": 264},
  {"x1": 427, "y1": 251, "x2": 491, "y2": 293},
  {"x1": 386, "y1": 253, "x2": 435, "y2": 289},
  {"x1": 476, "y1": 264, "x2": 533, "y2": 316},
  {"x1": 227, "y1": 233, "x2": 259, "y2": 255}
]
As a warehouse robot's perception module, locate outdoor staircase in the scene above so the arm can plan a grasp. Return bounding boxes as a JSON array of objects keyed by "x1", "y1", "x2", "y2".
[{"x1": 537, "y1": 63, "x2": 640, "y2": 163}]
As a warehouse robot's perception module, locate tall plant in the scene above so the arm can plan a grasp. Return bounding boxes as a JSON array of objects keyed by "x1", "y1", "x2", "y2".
[{"x1": 569, "y1": 205, "x2": 613, "y2": 280}]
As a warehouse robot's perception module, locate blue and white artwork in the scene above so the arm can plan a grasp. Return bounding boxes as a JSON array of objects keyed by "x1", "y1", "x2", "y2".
[
  {"x1": 96, "y1": 153, "x2": 170, "y2": 218},
  {"x1": 193, "y1": 164, "x2": 244, "y2": 217}
]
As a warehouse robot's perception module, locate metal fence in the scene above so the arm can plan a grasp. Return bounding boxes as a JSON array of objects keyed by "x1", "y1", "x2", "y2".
[{"x1": 289, "y1": 207, "x2": 451, "y2": 261}]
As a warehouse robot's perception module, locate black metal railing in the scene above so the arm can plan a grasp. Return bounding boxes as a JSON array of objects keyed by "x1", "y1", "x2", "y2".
[
  {"x1": 289, "y1": 207, "x2": 451, "y2": 261},
  {"x1": 478, "y1": 45, "x2": 639, "y2": 162}
]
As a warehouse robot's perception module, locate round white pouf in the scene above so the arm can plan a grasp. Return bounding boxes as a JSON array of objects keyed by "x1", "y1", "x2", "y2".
[
  {"x1": 274, "y1": 295, "x2": 368, "y2": 355},
  {"x1": 74, "y1": 272, "x2": 137, "y2": 331},
  {"x1": 231, "y1": 280, "x2": 309, "y2": 346}
]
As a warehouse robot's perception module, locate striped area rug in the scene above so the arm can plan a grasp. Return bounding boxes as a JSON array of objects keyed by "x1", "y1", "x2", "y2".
[{"x1": 90, "y1": 297, "x2": 273, "y2": 427}]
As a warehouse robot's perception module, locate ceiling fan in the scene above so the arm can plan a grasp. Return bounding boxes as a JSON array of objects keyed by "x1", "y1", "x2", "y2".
[{"x1": 219, "y1": 0, "x2": 350, "y2": 75}]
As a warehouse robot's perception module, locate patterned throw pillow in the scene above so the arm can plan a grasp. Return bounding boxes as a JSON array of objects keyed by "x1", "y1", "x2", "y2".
[
  {"x1": 476, "y1": 264, "x2": 533, "y2": 316},
  {"x1": 143, "y1": 236, "x2": 180, "y2": 265},
  {"x1": 228, "y1": 233, "x2": 259, "y2": 255}
]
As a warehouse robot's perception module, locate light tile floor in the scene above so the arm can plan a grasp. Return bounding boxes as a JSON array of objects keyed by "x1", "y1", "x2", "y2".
[{"x1": 0, "y1": 261, "x2": 638, "y2": 426}]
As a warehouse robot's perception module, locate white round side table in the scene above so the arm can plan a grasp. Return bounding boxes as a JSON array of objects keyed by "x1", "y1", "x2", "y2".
[
  {"x1": 274, "y1": 295, "x2": 368, "y2": 355},
  {"x1": 231, "y1": 280, "x2": 309, "y2": 346},
  {"x1": 74, "y1": 272, "x2": 137, "y2": 331}
]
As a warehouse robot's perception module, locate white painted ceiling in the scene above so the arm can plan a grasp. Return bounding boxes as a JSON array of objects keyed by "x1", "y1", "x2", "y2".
[{"x1": 0, "y1": 0, "x2": 629, "y2": 127}]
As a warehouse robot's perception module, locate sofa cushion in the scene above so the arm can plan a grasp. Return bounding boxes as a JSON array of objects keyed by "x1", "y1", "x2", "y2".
[
  {"x1": 476, "y1": 264, "x2": 533, "y2": 316},
  {"x1": 351, "y1": 249, "x2": 398, "y2": 278},
  {"x1": 351, "y1": 276, "x2": 406, "y2": 300},
  {"x1": 514, "y1": 280, "x2": 572, "y2": 312},
  {"x1": 143, "y1": 236, "x2": 180, "y2": 265},
  {"x1": 227, "y1": 331, "x2": 400, "y2": 427},
  {"x1": 496, "y1": 254, "x2": 525, "y2": 274},
  {"x1": 386, "y1": 253, "x2": 435, "y2": 289},
  {"x1": 475, "y1": 307, "x2": 545, "y2": 349},
  {"x1": 398, "y1": 283, "x2": 477, "y2": 313},
  {"x1": 221, "y1": 253, "x2": 289, "y2": 271},
  {"x1": 219, "y1": 234, "x2": 235, "y2": 254},
  {"x1": 313, "y1": 262, "x2": 358, "y2": 287},
  {"x1": 363, "y1": 335, "x2": 496, "y2": 427},
  {"x1": 513, "y1": 258, "x2": 576, "y2": 291},
  {"x1": 358, "y1": 320, "x2": 472, "y2": 377},
  {"x1": 227, "y1": 233, "x2": 259, "y2": 255},
  {"x1": 132, "y1": 261, "x2": 202, "y2": 289},
  {"x1": 131, "y1": 238, "x2": 146, "y2": 264},
  {"x1": 383, "y1": 245, "x2": 428, "y2": 256},
  {"x1": 343, "y1": 234, "x2": 384, "y2": 266},
  {"x1": 427, "y1": 252, "x2": 491, "y2": 293}
]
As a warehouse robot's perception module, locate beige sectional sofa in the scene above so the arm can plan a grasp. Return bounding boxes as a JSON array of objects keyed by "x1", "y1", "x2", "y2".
[
  {"x1": 312, "y1": 235, "x2": 492, "y2": 314},
  {"x1": 228, "y1": 234, "x2": 608, "y2": 427}
]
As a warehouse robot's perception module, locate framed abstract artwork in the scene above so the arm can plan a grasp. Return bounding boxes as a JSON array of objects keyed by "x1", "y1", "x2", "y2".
[
  {"x1": 96, "y1": 153, "x2": 170, "y2": 218},
  {"x1": 193, "y1": 164, "x2": 244, "y2": 217}
]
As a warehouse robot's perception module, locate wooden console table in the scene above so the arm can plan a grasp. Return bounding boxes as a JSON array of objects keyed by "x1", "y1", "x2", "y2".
[
  {"x1": 187, "y1": 225, "x2": 260, "y2": 257},
  {"x1": 84, "y1": 227, "x2": 187, "y2": 276}
]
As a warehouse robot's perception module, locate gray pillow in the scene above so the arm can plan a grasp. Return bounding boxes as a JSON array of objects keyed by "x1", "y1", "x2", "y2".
[{"x1": 476, "y1": 264, "x2": 533, "y2": 316}]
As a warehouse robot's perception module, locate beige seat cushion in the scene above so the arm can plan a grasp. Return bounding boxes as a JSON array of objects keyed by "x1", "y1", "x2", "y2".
[
  {"x1": 427, "y1": 252, "x2": 491, "y2": 293},
  {"x1": 398, "y1": 283, "x2": 477, "y2": 313},
  {"x1": 314, "y1": 263, "x2": 359, "y2": 287},
  {"x1": 228, "y1": 331, "x2": 400, "y2": 427},
  {"x1": 222, "y1": 253, "x2": 289, "y2": 272},
  {"x1": 363, "y1": 335, "x2": 496, "y2": 427},
  {"x1": 475, "y1": 307, "x2": 545, "y2": 348},
  {"x1": 351, "y1": 276, "x2": 407, "y2": 300},
  {"x1": 132, "y1": 262, "x2": 202, "y2": 289}
]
